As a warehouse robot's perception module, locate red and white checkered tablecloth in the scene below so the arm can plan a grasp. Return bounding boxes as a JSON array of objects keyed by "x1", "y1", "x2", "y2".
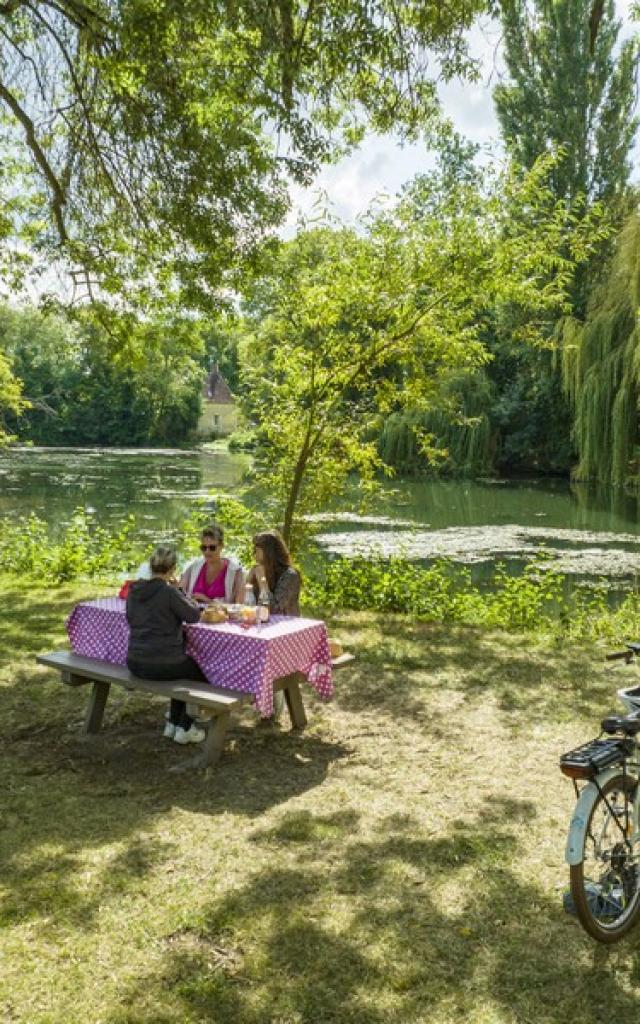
[{"x1": 66, "y1": 598, "x2": 333, "y2": 716}]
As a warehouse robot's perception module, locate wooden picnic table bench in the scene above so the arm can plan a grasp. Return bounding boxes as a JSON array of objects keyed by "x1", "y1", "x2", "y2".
[{"x1": 36, "y1": 648, "x2": 353, "y2": 769}]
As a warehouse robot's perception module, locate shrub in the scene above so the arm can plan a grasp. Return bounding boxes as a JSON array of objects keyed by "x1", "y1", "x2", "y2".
[
  {"x1": 0, "y1": 508, "x2": 141, "y2": 582},
  {"x1": 2, "y1": 504, "x2": 639, "y2": 646}
]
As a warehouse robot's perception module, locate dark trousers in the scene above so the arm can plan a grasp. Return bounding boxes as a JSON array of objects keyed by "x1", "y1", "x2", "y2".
[{"x1": 127, "y1": 655, "x2": 206, "y2": 730}]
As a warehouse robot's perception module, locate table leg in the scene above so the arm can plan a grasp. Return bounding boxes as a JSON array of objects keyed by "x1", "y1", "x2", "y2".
[
  {"x1": 64, "y1": 672, "x2": 90, "y2": 688},
  {"x1": 282, "y1": 673, "x2": 307, "y2": 730},
  {"x1": 272, "y1": 690, "x2": 286, "y2": 722},
  {"x1": 198, "y1": 711, "x2": 231, "y2": 768},
  {"x1": 83, "y1": 680, "x2": 111, "y2": 734}
]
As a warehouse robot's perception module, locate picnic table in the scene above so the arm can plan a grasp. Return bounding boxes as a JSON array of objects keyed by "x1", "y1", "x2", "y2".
[
  {"x1": 66, "y1": 598, "x2": 334, "y2": 717},
  {"x1": 37, "y1": 598, "x2": 338, "y2": 768}
]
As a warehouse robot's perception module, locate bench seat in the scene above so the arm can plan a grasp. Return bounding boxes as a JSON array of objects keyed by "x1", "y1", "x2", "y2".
[
  {"x1": 36, "y1": 650, "x2": 248, "y2": 710},
  {"x1": 37, "y1": 649, "x2": 281, "y2": 769},
  {"x1": 36, "y1": 645, "x2": 352, "y2": 770}
]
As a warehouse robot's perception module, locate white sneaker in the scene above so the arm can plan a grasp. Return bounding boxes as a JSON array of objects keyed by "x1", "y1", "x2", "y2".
[
  {"x1": 174, "y1": 724, "x2": 206, "y2": 745},
  {"x1": 163, "y1": 722, "x2": 176, "y2": 739}
]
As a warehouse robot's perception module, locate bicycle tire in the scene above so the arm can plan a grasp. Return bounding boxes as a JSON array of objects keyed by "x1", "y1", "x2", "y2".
[{"x1": 569, "y1": 775, "x2": 640, "y2": 943}]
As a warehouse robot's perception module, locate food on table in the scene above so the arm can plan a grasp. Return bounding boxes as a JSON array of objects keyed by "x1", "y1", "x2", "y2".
[
  {"x1": 240, "y1": 605, "x2": 258, "y2": 625},
  {"x1": 201, "y1": 605, "x2": 228, "y2": 624}
]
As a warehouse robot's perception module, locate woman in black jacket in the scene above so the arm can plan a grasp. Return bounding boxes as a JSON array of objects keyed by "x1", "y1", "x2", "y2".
[{"x1": 126, "y1": 545, "x2": 206, "y2": 745}]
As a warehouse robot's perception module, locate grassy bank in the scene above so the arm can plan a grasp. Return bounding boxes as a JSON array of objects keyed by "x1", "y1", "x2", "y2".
[{"x1": 2, "y1": 574, "x2": 640, "y2": 1023}]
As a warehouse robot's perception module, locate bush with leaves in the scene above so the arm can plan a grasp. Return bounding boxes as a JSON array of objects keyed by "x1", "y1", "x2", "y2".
[{"x1": 0, "y1": 509, "x2": 141, "y2": 582}]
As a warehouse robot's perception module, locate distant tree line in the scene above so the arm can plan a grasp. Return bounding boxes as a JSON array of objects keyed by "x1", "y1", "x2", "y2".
[{"x1": 0, "y1": 307, "x2": 205, "y2": 445}]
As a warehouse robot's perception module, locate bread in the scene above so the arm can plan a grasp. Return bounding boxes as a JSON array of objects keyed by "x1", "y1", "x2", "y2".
[{"x1": 202, "y1": 605, "x2": 228, "y2": 624}]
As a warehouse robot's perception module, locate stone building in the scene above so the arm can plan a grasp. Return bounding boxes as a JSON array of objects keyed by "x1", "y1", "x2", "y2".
[{"x1": 197, "y1": 364, "x2": 239, "y2": 438}]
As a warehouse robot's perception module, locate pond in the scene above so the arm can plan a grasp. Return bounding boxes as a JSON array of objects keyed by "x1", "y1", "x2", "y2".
[{"x1": 2, "y1": 446, "x2": 640, "y2": 587}]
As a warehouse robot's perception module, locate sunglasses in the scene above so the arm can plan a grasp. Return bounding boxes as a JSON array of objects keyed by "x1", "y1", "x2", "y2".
[{"x1": 200, "y1": 543, "x2": 219, "y2": 552}]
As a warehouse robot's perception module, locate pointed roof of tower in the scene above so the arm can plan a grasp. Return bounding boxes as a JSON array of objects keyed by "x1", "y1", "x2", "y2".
[{"x1": 203, "y1": 363, "x2": 234, "y2": 404}]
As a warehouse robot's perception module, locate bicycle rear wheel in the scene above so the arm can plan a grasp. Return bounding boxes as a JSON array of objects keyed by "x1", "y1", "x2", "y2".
[{"x1": 570, "y1": 775, "x2": 640, "y2": 943}]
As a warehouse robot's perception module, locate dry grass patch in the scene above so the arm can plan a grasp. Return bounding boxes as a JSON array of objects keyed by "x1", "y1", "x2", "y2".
[{"x1": 1, "y1": 581, "x2": 640, "y2": 1022}]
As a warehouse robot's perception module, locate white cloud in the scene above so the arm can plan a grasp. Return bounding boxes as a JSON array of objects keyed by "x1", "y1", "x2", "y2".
[{"x1": 283, "y1": 1, "x2": 639, "y2": 233}]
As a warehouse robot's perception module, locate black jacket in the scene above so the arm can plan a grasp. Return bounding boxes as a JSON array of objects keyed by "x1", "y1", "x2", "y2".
[{"x1": 126, "y1": 578, "x2": 201, "y2": 663}]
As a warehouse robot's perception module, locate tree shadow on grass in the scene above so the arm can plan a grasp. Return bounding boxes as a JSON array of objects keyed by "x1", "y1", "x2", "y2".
[
  {"x1": 102, "y1": 795, "x2": 640, "y2": 1024},
  {"x1": 0, "y1": 579, "x2": 107, "y2": 663},
  {"x1": 1, "y1": 684, "x2": 351, "y2": 932},
  {"x1": 0, "y1": 832, "x2": 177, "y2": 932},
  {"x1": 333, "y1": 618, "x2": 615, "y2": 727}
]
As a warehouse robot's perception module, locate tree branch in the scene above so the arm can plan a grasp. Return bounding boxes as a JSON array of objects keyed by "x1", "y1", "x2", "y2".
[
  {"x1": 41, "y1": 0, "x2": 110, "y2": 38},
  {"x1": 0, "y1": 25, "x2": 49, "y2": 102},
  {"x1": 25, "y1": 2, "x2": 121, "y2": 199},
  {"x1": 0, "y1": 78, "x2": 68, "y2": 242}
]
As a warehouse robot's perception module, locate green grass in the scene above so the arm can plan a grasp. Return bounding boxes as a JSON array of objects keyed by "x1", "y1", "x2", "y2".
[{"x1": 2, "y1": 575, "x2": 640, "y2": 1022}]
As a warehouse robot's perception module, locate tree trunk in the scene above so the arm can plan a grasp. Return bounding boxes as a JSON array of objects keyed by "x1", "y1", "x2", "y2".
[{"x1": 282, "y1": 443, "x2": 310, "y2": 549}]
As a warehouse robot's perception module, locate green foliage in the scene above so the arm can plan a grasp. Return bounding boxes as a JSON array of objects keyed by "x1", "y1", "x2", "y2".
[
  {"x1": 562, "y1": 211, "x2": 640, "y2": 486},
  {"x1": 227, "y1": 428, "x2": 258, "y2": 452},
  {"x1": 495, "y1": 0, "x2": 638, "y2": 212},
  {"x1": 306, "y1": 551, "x2": 640, "y2": 639},
  {"x1": 306, "y1": 554, "x2": 567, "y2": 632},
  {"x1": 0, "y1": 0, "x2": 487, "y2": 305},
  {"x1": 0, "y1": 345, "x2": 26, "y2": 445},
  {"x1": 1, "y1": 304, "x2": 203, "y2": 445},
  {"x1": 483, "y1": 559, "x2": 565, "y2": 630},
  {"x1": 489, "y1": 0, "x2": 639, "y2": 472},
  {"x1": 378, "y1": 371, "x2": 494, "y2": 476},
  {"x1": 239, "y1": 155, "x2": 604, "y2": 546},
  {"x1": 0, "y1": 509, "x2": 140, "y2": 582},
  {"x1": 488, "y1": 340, "x2": 575, "y2": 473}
]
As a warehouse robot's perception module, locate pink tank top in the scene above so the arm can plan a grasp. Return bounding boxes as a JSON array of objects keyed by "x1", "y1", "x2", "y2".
[{"x1": 194, "y1": 560, "x2": 228, "y2": 600}]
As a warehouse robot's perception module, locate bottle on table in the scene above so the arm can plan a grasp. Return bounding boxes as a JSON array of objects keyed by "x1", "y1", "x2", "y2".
[
  {"x1": 243, "y1": 582, "x2": 258, "y2": 626},
  {"x1": 257, "y1": 585, "x2": 270, "y2": 622},
  {"x1": 258, "y1": 581, "x2": 270, "y2": 623}
]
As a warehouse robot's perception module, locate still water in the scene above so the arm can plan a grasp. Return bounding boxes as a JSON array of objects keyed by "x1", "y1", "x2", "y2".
[
  {"x1": 0, "y1": 446, "x2": 250, "y2": 539},
  {"x1": 2, "y1": 447, "x2": 640, "y2": 585}
]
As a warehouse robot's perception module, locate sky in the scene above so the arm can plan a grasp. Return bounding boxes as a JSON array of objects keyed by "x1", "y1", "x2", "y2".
[{"x1": 282, "y1": 1, "x2": 638, "y2": 235}]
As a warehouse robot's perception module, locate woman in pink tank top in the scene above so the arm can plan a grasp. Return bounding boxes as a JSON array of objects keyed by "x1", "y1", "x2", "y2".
[{"x1": 180, "y1": 523, "x2": 245, "y2": 604}]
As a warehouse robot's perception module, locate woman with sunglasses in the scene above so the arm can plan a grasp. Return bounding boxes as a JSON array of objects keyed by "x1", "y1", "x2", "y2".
[
  {"x1": 180, "y1": 523, "x2": 245, "y2": 604},
  {"x1": 247, "y1": 529, "x2": 301, "y2": 616}
]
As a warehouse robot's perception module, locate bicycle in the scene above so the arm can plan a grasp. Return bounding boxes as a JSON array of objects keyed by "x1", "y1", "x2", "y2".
[{"x1": 560, "y1": 642, "x2": 640, "y2": 943}]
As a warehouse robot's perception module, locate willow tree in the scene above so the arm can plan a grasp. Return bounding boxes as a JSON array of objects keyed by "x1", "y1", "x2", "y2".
[
  {"x1": 490, "y1": 0, "x2": 639, "y2": 473},
  {"x1": 378, "y1": 371, "x2": 494, "y2": 476},
  {"x1": 562, "y1": 212, "x2": 640, "y2": 486}
]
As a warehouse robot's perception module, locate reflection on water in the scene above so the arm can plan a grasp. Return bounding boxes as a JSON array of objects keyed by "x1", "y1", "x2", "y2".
[
  {"x1": 351, "y1": 477, "x2": 640, "y2": 537},
  {"x1": 2, "y1": 450, "x2": 640, "y2": 585},
  {"x1": 0, "y1": 446, "x2": 250, "y2": 540},
  {"x1": 313, "y1": 478, "x2": 640, "y2": 586}
]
